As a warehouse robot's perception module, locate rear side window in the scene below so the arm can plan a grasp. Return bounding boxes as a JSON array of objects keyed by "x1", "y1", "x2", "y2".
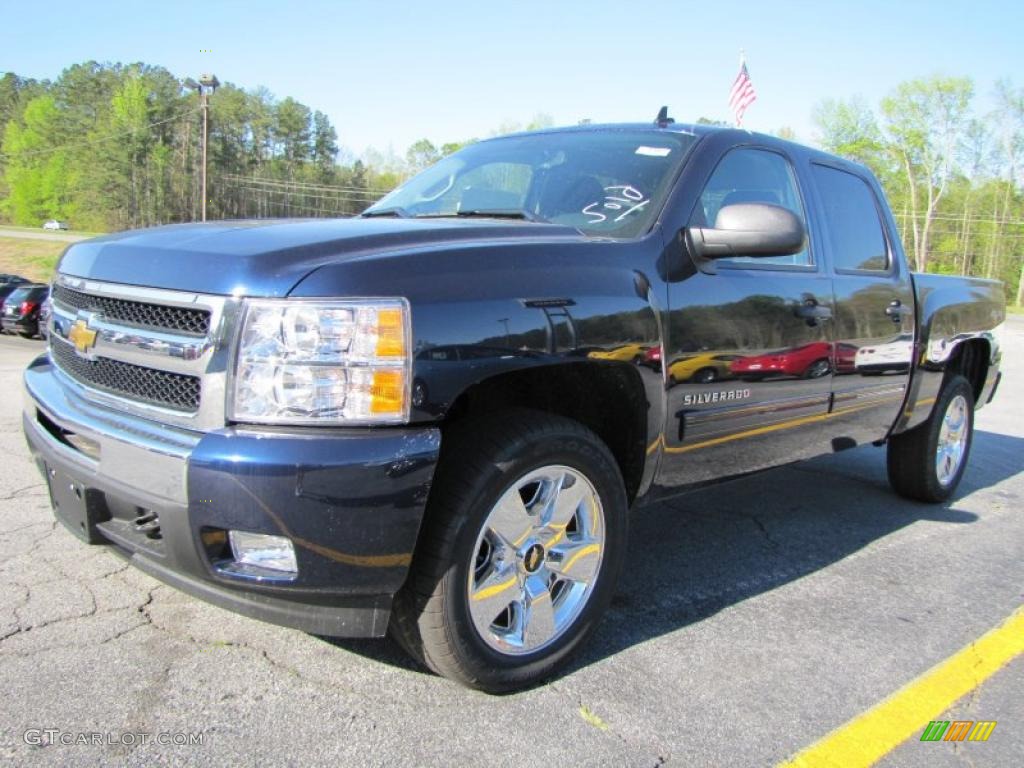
[{"x1": 812, "y1": 164, "x2": 889, "y2": 271}]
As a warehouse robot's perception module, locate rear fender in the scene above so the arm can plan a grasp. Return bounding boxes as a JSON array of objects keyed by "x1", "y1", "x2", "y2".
[{"x1": 893, "y1": 275, "x2": 1004, "y2": 434}]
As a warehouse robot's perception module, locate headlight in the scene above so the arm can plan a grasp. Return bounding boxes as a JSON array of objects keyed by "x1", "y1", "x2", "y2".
[{"x1": 229, "y1": 299, "x2": 411, "y2": 424}]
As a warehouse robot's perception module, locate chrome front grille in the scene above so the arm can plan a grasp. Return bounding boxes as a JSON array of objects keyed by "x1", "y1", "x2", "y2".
[
  {"x1": 50, "y1": 337, "x2": 201, "y2": 411},
  {"x1": 48, "y1": 275, "x2": 240, "y2": 431},
  {"x1": 52, "y1": 284, "x2": 211, "y2": 335}
]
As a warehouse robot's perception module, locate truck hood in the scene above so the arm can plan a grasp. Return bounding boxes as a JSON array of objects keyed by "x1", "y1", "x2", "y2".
[{"x1": 57, "y1": 217, "x2": 585, "y2": 297}]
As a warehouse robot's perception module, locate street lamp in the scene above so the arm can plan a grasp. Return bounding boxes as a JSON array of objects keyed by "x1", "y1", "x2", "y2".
[{"x1": 185, "y1": 74, "x2": 219, "y2": 222}]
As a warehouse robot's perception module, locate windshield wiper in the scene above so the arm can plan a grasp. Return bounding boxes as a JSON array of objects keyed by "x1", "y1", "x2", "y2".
[
  {"x1": 361, "y1": 206, "x2": 412, "y2": 218},
  {"x1": 418, "y1": 209, "x2": 547, "y2": 223}
]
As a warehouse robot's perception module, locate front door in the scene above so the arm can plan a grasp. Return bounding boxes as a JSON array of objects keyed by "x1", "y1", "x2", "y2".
[{"x1": 659, "y1": 145, "x2": 836, "y2": 488}]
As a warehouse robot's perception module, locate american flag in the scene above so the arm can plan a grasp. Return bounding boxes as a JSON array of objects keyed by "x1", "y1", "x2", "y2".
[{"x1": 729, "y1": 59, "x2": 757, "y2": 126}]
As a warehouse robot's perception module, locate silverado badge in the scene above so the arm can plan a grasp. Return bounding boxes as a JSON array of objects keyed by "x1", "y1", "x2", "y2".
[
  {"x1": 68, "y1": 318, "x2": 99, "y2": 355},
  {"x1": 682, "y1": 388, "x2": 753, "y2": 407}
]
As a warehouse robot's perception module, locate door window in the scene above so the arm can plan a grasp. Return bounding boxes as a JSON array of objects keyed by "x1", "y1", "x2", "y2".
[
  {"x1": 693, "y1": 148, "x2": 811, "y2": 267},
  {"x1": 811, "y1": 164, "x2": 889, "y2": 272}
]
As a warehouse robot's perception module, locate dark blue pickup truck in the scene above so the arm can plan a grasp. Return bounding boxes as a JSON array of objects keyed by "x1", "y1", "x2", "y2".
[{"x1": 23, "y1": 120, "x2": 1003, "y2": 691}]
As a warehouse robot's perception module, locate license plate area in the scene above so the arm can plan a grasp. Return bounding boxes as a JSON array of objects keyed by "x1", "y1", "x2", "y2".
[{"x1": 44, "y1": 463, "x2": 110, "y2": 544}]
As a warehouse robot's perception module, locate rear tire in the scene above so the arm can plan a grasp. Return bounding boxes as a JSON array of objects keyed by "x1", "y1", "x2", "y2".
[
  {"x1": 390, "y1": 408, "x2": 627, "y2": 692},
  {"x1": 887, "y1": 375, "x2": 974, "y2": 503}
]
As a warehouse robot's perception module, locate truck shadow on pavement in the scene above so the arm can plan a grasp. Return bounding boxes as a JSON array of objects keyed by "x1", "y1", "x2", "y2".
[{"x1": 324, "y1": 429, "x2": 1021, "y2": 685}]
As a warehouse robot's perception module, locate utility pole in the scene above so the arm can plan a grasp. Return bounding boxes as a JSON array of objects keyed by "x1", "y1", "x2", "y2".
[{"x1": 185, "y1": 74, "x2": 219, "y2": 222}]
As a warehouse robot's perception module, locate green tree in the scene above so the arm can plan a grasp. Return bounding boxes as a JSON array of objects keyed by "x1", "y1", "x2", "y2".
[
  {"x1": 1, "y1": 95, "x2": 73, "y2": 224},
  {"x1": 312, "y1": 110, "x2": 338, "y2": 177},
  {"x1": 405, "y1": 138, "x2": 439, "y2": 172},
  {"x1": 991, "y1": 81, "x2": 1024, "y2": 305},
  {"x1": 812, "y1": 97, "x2": 888, "y2": 172},
  {"x1": 274, "y1": 97, "x2": 311, "y2": 172},
  {"x1": 87, "y1": 76, "x2": 155, "y2": 229},
  {"x1": 880, "y1": 76, "x2": 974, "y2": 272},
  {"x1": 0, "y1": 73, "x2": 46, "y2": 200},
  {"x1": 440, "y1": 140, "x2": 474, "y2": 157}
]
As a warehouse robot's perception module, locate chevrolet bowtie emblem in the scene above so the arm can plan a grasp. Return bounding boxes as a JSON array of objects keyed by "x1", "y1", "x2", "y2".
[{"x1": 68, "y1": 319, "x2": 98, "y2": 354}]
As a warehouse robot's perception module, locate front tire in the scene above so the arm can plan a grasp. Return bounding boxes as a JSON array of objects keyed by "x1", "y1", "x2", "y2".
[
  {"x1": 804, "y1": 358, "x2": 831, "y2": 379},
  {"x1": 887, "y1": 375, "x2": 974, "y2": 502},
  {"x1": 390, "y1": 409, "x2": 627, "y2": 692}
]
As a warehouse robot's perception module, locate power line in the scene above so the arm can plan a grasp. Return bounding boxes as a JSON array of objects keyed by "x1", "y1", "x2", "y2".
[
  {"x1": 219, "y1": 173, "x2": 388, "y2": 191},
  {"x1": 226, "y1": 184, "x2": 381, "y2": 207},
  {"x1": 0, "y1": 108, "x2": 200, "y2": 160},
  {"x1": 226, "y1": 186, "x2": 382, "y2": 203},
  {"x1": 232, "y1": 195, "x2": 357, "y2": 218},
  {"x1": 219, "y1": 173, "x2": 392, "y2": 196},
  {"x1": 891, "y1": 212, "x2": 1023, "y2": 225}
]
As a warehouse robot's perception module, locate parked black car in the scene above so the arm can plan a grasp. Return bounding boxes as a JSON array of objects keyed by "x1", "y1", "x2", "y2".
[
  {"x1": 37, "y1": 294, "x2": 52, "y2": 340},
  {"x1": 0, "y1": 274, "x2": 30, "y2": 306},
  {"x1": 2, "y1": 283, "x2": 48, "y2": 337}
]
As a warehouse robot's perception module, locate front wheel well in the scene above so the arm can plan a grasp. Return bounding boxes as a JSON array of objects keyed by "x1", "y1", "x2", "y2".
[{"x1": 441, "y1": 362, "x2": 649, "y2": 504}]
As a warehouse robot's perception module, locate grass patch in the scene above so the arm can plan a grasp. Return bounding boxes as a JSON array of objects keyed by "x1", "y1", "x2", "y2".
[
  {"x1": 0, "y1": 237, "x2": 66, "y2": 283},
  {"x1": 1007, "y1": 305, "x2": 1023, "y2": 315}
]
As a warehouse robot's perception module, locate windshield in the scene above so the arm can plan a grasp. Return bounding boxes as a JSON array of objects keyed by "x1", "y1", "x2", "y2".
[{"x1": 365, "y1": 129, "x2": 697, "y2": 238}]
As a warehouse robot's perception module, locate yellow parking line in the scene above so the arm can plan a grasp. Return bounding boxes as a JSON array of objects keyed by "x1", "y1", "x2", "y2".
[
  {"x1": 472, "y1": 574, "x2": 518, "y2": 602},
  {"x1": 778, "y1": 606, "x2": 1024, "y2": 768},
  {"x1": 562, "y1": 544, "x2": 600, "y2": 574}
]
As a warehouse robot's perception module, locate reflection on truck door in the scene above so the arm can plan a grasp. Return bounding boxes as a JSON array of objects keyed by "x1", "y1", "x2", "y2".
[{"x1": 660, "y1": 146, "x2": 836, "y2": 486}]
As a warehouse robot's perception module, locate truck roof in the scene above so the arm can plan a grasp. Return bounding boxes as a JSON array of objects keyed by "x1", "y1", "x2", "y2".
[{"x1": 489, "y1": 121, "x2": 874, "y2": 179}]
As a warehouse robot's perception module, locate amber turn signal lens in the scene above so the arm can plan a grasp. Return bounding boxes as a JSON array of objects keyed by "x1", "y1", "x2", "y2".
[
  {"x1": 369, "y1": 369, "x2": 405, "y2": 414},
  {"x1": 375, "y1": 308, "x2": 405, "y2": 357}
]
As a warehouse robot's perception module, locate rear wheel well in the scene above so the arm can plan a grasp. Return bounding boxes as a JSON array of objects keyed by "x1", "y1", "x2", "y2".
[
  {"x1": 442, "y1": 363, "x2": 648, "y2": 504},
  {"x1": 944, "y1": 339, "x2": 990, "y2": 403}
]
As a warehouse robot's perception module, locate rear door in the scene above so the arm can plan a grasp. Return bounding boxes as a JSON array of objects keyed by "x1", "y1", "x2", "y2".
[
  {"x1": 660, "y1": 144, "x2": 836, "y2": 487},
  {"x1": 807, "y1": 162, "x2": 915, "y2": 444}
]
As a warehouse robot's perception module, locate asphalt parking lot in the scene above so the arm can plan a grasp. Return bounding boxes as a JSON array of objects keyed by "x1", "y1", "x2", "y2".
[{"x1": 1, "y1": 319, "x2": 1021, "y2": 767}]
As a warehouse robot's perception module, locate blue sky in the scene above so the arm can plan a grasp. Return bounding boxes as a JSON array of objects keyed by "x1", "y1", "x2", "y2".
[{"x1": 2, "y1": 0, "x2": 1022, "y2": 157}]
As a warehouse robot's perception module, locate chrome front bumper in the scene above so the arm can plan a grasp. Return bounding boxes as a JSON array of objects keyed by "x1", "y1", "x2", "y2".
[
  {"x1": 24, "y1": 353, "x2": 198, "y2": 506},
  {"x1": 22, "y1": 353, "x2": 442, "y2": 637}
]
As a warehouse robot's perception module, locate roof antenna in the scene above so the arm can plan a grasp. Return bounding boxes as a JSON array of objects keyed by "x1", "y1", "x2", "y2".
[{"x1": 655, "y1": 106, "x2": 674, "y2": 128}]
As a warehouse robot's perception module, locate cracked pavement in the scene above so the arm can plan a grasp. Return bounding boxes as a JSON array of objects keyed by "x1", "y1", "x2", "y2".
[{"x1": 1, "y1": 321, "x2": 1022, "y2": 766}]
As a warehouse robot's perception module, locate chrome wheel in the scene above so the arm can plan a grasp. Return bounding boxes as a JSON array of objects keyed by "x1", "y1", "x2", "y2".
[
  {"x1": 467, "y1": 465, "x2": 604, "y2": 656},
  {"x1": 936, "y1": 394, "x2": 969, "y2": 486},
  {"x1": 806, "y1": 359, "x2": 831, "y2": 378}
]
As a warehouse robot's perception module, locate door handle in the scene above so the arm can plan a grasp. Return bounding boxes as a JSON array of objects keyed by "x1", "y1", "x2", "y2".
[
  {"x1": 795, "y1": 301, "x2": 833, "y2": 326},
  {"x1": 885, "y1": 300, "x2": 908, "y2": 323}
]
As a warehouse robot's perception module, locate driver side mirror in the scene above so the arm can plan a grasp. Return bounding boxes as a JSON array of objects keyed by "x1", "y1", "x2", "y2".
[{"x1": 685, "y1": 203, "x2": 806, "y2": 260}]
